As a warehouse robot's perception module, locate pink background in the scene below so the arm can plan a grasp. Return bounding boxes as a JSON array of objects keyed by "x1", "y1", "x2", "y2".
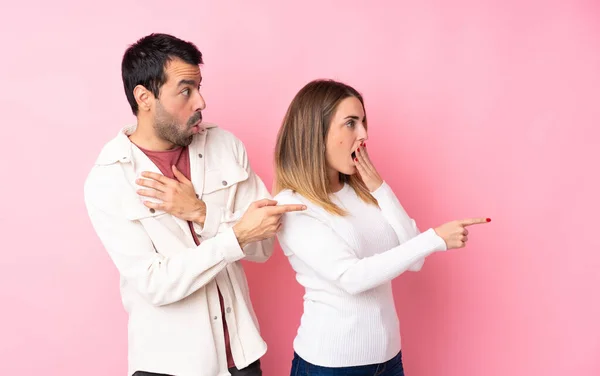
[{"x1": 1, "y1": 0, "x2": 599, "y2": 375}]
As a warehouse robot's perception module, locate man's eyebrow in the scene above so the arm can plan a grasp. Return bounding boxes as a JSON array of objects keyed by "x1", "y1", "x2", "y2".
[{"x1": 177, "y1": 79, "x2": 197, "y2": 87}]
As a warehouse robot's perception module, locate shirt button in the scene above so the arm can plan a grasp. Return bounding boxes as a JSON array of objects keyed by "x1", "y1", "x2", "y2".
[
  {"x1": 149, "y1": 208, "x2": 155, "y2": 214},
  {"x1": 226, "y1": 307, "x2": 231, "y2": 313},
  {"x1": 198, "y1": 153, "x2": 203, "y2": 158},
  {"x1": 213, "y1": 316, "x2": 218, "y2": 320},
  {"x1": 222, "y1": 180, "x2": 227, "y2": 186}
]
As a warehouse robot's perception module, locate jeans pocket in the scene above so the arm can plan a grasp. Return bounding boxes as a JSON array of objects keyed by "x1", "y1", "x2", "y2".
[{"x1": 383, "y1": 353, "x2": 404, "y2": 376}]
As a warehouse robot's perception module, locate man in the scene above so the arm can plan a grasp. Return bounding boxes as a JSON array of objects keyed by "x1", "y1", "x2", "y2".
[{"x1": 84, "y1": 33, "x2": 305, "y2": 376}]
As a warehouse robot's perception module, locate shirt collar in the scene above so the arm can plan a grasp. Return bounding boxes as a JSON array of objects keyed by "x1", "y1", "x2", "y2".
[{"x1": 94, "y1": 122, "x2": 218, "y2": 166}]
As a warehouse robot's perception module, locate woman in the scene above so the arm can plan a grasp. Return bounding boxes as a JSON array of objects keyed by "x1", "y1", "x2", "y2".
[{"x1": 273, "y1": 79, "x2": 490, "y2": 375}]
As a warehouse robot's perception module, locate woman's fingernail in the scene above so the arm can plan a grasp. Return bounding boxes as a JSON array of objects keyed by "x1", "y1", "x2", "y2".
[
  {"x1": 363, "y1": 142, "x2": 366, "y2": 147},
  {"x1": 357, "y1": 147, "x2": 360, "y2": 152},
  {"x1": 354, "y1": 158, "x2": 358, "y2": 162},
  {"x1": 486, "y1": 218, "x2": 491, "y2": 222}
]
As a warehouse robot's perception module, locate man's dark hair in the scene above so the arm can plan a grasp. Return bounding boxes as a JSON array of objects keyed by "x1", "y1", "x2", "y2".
[{"x1": 121, "y1": 33, "x2": 203, "y2": 115}]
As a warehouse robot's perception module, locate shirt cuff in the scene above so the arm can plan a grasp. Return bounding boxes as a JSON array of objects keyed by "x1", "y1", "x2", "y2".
[
  {"x1": 424, "y1": 228, "x2": 448, "y2": 251},
  {"x1": 218, "y1": 227, "x2": 245, "y2": 263},
  {"x1": 194, "y1": 201, "x2": 221, "y2": 239},
  {"x1": 371, "y1": 181, "x2": 391, "y2": 199}
]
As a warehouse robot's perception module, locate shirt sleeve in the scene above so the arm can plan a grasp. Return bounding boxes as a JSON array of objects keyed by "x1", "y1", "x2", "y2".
[
  {"x1": 371, "y1": 181, "x2": 446, "y2": 271},
  {"x1": 84, "y1": 173, "x2": 245, "y2": 307},
  {"x1": 276, "y1": 199, "x2": 447, "y2": 295},
  {"x1": 192, "y1": 137, "x2": 274, "y2": 262}
]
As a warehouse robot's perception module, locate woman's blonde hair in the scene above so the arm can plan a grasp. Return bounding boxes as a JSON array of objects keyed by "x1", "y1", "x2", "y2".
[{"x1": 273, "y1": 79, "x2": 378, "y2": 215}]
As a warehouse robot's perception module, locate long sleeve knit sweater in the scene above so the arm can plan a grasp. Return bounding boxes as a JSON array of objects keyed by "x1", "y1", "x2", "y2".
[{"x1": 274, "y1": 182, "x2": 447, "y2": 367}]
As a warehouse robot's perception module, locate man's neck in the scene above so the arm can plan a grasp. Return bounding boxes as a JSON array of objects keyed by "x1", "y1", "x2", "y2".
[{"x1": 129, "y1": 119, "x2": 175, "y2": 151}]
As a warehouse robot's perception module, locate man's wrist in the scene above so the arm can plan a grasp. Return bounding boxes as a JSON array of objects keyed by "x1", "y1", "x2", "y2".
[
  {"x1": 233, "y1": 224, "x2": 249, "y2": 249},
  {"x1": 191, "y1": 199, "x2": 207, "y2": 225}
]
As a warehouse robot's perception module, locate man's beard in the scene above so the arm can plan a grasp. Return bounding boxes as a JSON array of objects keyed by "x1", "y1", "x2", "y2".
[{"x1": 154, "y1": 102, "x2": 202, "y2": 147}]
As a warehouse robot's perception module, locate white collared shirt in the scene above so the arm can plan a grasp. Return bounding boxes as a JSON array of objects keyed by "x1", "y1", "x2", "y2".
[{"x1": 84, "y1": 123, "x2": 273, "y2": 376}]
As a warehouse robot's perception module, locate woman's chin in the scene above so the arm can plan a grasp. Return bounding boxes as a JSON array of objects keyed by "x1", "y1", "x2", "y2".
[{"x1": 341, "y1": 166, "x2": 358, "y2": 176}]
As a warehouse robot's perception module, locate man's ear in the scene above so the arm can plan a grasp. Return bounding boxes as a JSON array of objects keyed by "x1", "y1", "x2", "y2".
[{"x1": 133, "y1": 85, "x2": 154, "y2": 112}]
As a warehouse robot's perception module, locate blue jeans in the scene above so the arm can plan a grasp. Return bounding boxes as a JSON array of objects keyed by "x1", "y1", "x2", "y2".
[{"x1": 290, "y1": 352, "x2": 405, "y2": 376}]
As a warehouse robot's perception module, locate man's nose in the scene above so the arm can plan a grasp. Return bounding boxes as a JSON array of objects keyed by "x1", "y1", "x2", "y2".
[{"x1": 194, "y1": 91, "x2": 206, "y2": 111}]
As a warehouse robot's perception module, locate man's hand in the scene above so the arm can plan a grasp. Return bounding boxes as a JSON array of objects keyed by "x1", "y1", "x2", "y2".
[
  {"x1": 233, "y1": 199, "x2": 306, "y2": 248},
  {"x1": 136, "y1": 165, "x2": 206, "y2": 224}
]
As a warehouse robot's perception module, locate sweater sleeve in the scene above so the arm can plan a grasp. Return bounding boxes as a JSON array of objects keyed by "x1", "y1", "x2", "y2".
[
  {"x1": 371, "y1": 181, "x2": 445, "y2": 271},
  {"x1": 276, "y1": 198, "x2": 447, "y2": 295}
]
